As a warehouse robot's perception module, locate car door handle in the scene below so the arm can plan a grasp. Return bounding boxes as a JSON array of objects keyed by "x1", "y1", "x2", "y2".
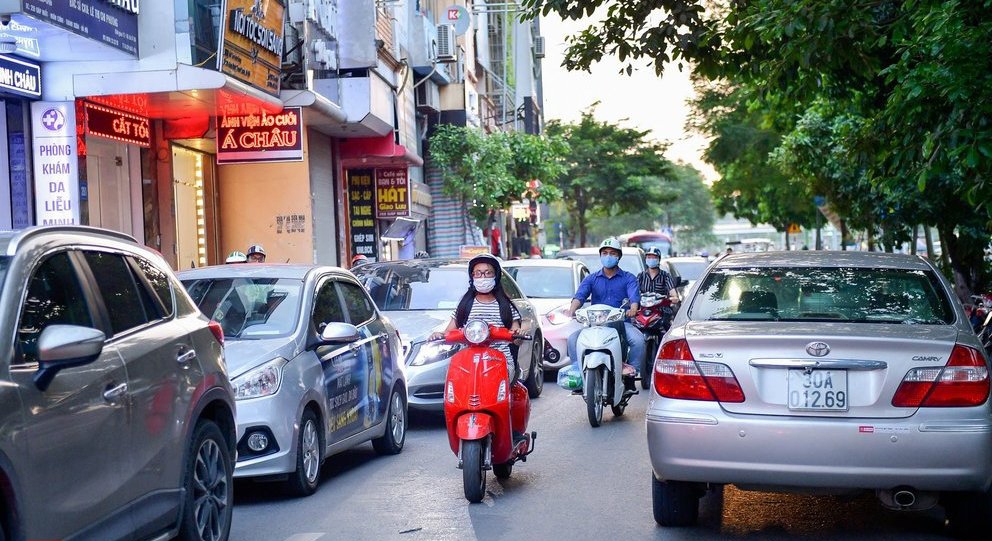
[
  {"x1": 177, "y1": 349, "x2": 197, "y2": 364},
  {"x1": 103, "y1": 382, "x2": 128, "y2": 402}
]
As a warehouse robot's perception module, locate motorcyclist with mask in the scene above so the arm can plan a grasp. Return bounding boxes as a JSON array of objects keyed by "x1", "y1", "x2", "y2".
[
  {"x1": 638, "y1": 247, "x2": 677, "y2": 300},
  {"x1": 563, "y1": 237, "x2": 645, "y2": 375}
]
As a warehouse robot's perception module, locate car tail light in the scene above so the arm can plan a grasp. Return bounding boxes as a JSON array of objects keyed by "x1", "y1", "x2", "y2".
[
  {"x1": 207, "y1": 320, "x2": 225, "y2": 345},
  {"x1": 654, "y1": 339, "x2": 745, "y2": 402},
  {"x1": 892, "y1": 345, "x2": 989, "y2": 407}
]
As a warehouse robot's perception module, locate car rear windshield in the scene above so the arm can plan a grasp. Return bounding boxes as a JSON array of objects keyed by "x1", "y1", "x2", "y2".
[
  {"x1": 689, "y1": 267, "x2": 955, "y2": 324},
  {"x1": 181, "y1": 278, "x2": 302, "y2": 339},
  {"x1": 505, "y1": 266, "x2": 574, "y2": 298},
  {"x1": 0, "y1": 257, "x2": 8, "y2": 290},
  {"x1": 354, "y1": 266, "x2": 467, "y2": 310}
]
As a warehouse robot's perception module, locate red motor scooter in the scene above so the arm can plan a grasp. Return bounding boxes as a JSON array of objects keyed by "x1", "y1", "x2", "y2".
[
  {"x1": 632, "y1": 292, "x2": 675, "y2": 390},
  {"x1": 441, "y1": 320, "x2": 536, "y2": 503}
]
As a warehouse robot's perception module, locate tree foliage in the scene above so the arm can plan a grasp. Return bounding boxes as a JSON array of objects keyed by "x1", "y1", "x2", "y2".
[
  {"x1": 526, "y1": 0, "x2": 992, "y2": 295},
  {"x1": 428, "y1": 125, "x2": 568, "y2": 222},
  {"x1": 545, "y1": 108, "x2": 675, "y2": 246}
]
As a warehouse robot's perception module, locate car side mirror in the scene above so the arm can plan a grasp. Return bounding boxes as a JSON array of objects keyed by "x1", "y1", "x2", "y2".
[
  {"x1": 33, "y1": 325, "x2": 106, "y2": 391},
  {"x1": 319, "y1": 322, "x2": 361, "y2": 344}
]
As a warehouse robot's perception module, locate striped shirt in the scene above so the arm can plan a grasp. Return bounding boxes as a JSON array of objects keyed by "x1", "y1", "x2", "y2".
[
  {"x1": 456, "y1": 298, "x2": 521, "y2": 367},
  {"x1": 637, "y1": 269, "x2": 675, "y2": 296}
]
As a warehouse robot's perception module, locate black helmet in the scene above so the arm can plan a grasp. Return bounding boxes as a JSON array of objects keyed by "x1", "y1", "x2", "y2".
[
  {"x1": 467, "y1": 253, "x2": 502, "y2": 287},
  {"x1": 645, "y1": 247, "x2": 664, "y2": 258}
]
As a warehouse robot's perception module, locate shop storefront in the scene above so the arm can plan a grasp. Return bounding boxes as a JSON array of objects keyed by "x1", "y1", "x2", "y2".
[
  {"x1": 0, "y1": 55, "x2": 40, "y2": 229},
  {"x1": 341, "y1": 134, "x2": 424, "y2": 263}
]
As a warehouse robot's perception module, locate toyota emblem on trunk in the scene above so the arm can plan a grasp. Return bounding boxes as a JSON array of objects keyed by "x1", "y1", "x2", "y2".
[{"x1": 806, "y1": 342, "x2": 830, "y2": 357}]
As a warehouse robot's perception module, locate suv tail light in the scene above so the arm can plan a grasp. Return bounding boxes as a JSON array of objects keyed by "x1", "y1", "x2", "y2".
[
  {"x1": 207, "y1": 320, "x2": 225, "y2": 345},
  {"x1": 654, "y1": 339, "x2": 745, "y2": 402},
  {"x1": 892, "y1": 344, "x2": 990, "y2": 407}
]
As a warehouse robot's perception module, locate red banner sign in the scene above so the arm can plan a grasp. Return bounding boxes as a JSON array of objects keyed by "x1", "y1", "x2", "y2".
[
  {"x1": 83, "y1": 102, "x2": 151, "y2": 148},
  {"x1": 217, "y1": 107, "x2": 303, "y2": 164},
  {"x1": 374, "y1": 168, "x2": 411, "y2": 218}
]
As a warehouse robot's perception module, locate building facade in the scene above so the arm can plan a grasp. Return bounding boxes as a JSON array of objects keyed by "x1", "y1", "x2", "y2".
[{"x1": 0, "y1": 0, "x2": 436, "y2": 269}]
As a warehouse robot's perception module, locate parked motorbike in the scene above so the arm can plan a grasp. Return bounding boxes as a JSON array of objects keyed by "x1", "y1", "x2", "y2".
[
  {"x1": 574, "y1": 304, "x2": 638, "y2": 427},
  {"x1": 632, "y1": 292, "x2": 675, "y2": 390},
  {"x1": 441, "y1": 321, "x2": 536, "y2": 503}
]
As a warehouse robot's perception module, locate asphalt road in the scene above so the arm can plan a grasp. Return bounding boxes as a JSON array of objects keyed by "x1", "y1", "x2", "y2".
[{"x1": 230, "y1": 384, "x2": 958, "y2": 541}]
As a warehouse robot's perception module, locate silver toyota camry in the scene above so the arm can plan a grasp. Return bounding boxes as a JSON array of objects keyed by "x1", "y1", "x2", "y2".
[{"x1": 647, "y1": 252, "x2": 992, "y2": 536}]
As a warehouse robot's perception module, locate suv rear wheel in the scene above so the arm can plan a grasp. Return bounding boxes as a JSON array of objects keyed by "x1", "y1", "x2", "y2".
[
  {"x1": 652, "y1": 475, "x2": 701, "y2": 527},
  {"x1": 178, "y1": 420, "x2": 233, "y2": 541}
]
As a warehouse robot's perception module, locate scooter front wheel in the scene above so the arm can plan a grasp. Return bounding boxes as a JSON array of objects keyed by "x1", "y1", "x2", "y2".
[
  {"x1": 584, "y1": 368, "x2": 604, "y2": 427},
  {"x1": 462, "y1": 439, "x2": 486, "y2": 503}
]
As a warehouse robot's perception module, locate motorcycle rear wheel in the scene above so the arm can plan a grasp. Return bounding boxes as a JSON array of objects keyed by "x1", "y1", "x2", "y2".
[
  {"x1": 641, "y1": 336, "x2": 657, "y2": 390},
  {"x1": 462, "y1": 439, "x2": 486, "y2": 503},
  {"x1": 585, "y1": 368, "x2": 604, "y2": 427}
]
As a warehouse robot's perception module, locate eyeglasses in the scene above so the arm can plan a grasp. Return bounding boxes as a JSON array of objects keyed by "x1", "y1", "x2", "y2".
[{"x1": 471, "y1": 270, "x2": 496, "y2": 278}]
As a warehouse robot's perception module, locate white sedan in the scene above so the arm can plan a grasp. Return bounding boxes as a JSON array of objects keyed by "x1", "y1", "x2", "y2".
[{"x1": 503, "y1": 259, "x2": 590, "y2": 370}]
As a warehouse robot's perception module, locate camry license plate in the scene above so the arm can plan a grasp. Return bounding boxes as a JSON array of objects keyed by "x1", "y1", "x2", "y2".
[{"x1": 787, "y1": 369, "x2": 848, "y2": 411}]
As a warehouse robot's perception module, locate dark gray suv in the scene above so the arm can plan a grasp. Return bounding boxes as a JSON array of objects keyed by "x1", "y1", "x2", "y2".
[{"x1": 0, "y1": 226, "x2": 236, "y2": 541}]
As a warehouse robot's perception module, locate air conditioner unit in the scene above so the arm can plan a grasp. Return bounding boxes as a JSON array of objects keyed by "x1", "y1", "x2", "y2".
[
  {"x1": 534, "y1": 36, "x2": 546, "y2": 59},
  {"x1": 436, "y1": 24, "x2": 457, "y2": 63},
  {"x1": 415, "y1": 80, "x2": 441, "y2": 113}
]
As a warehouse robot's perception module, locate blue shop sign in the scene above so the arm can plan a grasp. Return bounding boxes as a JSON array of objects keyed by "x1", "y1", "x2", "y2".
[
  {"x1": 22, "y1": 0, "x2": 139, "y2": 56},
  {"x1": 0, "y1": 55, "x2": 40, "y2": 98}
]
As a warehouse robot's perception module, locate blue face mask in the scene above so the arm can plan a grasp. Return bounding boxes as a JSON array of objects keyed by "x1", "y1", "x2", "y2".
[
  {"x1": 645, "y1": 257, "x2": 660, "y2": 268},
  {"x1": 601, "y1": 254, "x2": 619, "y2": 269}
]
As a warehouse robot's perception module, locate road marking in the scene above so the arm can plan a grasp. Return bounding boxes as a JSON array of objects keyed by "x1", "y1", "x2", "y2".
[{"x1": 283, "y1": 534, "x2": 324, "y2": 541}]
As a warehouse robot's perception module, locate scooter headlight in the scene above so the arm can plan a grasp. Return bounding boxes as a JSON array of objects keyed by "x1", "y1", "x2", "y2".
[
  {"x1": 588, "y1": 309, "x2": 610, "y2": 326},
  {"x1": 607, "y1": 310, "x2": 625, "y2": 323},
  {"x1": 464, "y1": 320, "x2": 490, "y2": 344},
  {"x1": 497, "y1": 379, "x2": 507, "y2": 402},
  {"x1": 446, "y1": 381, "x2": 455, "y2": 403}
]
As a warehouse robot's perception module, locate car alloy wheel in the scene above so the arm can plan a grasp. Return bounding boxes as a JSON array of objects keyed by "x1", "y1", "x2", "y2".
[
  {"x1": 179, "y1": 420, "x2": 232, "y2": 541},
  {"x1": 373, "y1": 389, "x2": 407, "y2": 455},
  {"x1": 287, "y1": 409, "x2": 323, "y2": 496}
]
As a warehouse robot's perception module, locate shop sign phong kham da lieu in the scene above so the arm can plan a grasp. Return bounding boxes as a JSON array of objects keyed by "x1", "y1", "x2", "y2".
[{"x1": 216, "y1": 107, "x2": 303, "y2": 164}]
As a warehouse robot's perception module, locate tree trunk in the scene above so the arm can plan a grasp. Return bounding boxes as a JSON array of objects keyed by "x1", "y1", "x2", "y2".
[
  {"x1": 783, "y1": 230, "x2": 791, "y2": 251},
  {"x1": 910, "y1": 225, "x2": 918, "y2": 255},
  {"x1": 840, "y1": 220, "x2": 849, "y2": 251},
  {"x1": 937, "y1": 223, "x2": 988, "y2": 301},
  {"x1": 924, "y1": 226, "x2": 934, "y2": 261}
]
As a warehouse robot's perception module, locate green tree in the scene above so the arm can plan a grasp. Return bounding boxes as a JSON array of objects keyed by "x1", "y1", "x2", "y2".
[
  {"x1": 545, "y1": 108, "x2": 674, "y2": 246},
  {"x1": 524, "y1": 0, "x2": 992, "y2": 294},
  {"x1": 692, "y1": 81, "x2": 814, "y2": 248},
  {"x1": 428, "y1": 125, "x2": 568, "y2": 222},
  {"x1": 664, "y1": 164, "x2": 717, "y2": 253}
]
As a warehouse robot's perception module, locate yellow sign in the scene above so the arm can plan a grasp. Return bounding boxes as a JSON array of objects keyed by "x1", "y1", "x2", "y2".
[
  {"x1": 787, "y1": 223, "x2": 802, "y2": 234},
  {"x1": 459, "y1": 246, "x2": 489, "y2": 259},
  {"x1": 218, "y1": 0, "x2": 286, "y2": 97}
]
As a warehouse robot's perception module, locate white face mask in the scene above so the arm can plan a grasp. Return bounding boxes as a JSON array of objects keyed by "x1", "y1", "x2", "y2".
[{"x1": 474, "y1": 277, "x2": 496, "y2": 293}]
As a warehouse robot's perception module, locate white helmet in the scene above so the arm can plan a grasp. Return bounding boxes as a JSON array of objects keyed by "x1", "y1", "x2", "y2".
[{"x1": 599, "y1": 237, "x2": 623, "y2": 256}]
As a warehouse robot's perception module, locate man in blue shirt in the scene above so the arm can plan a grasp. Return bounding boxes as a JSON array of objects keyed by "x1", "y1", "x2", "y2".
[{"x1": 563, "y1": 238, "x2": 646, "y2": 374}]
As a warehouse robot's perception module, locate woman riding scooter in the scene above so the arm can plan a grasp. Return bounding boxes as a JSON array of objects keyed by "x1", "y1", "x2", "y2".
[
  {"x1": 430, "y1": 254, "x2": 534, "y2": 501},
  {"x1": 430, "y1": 254, "x2": 525, "y2": 408}
]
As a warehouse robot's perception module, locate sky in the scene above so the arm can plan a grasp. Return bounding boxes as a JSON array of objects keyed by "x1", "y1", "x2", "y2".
[{"x1": 538, "y1": 15, "x2": 719, "y2": 183}]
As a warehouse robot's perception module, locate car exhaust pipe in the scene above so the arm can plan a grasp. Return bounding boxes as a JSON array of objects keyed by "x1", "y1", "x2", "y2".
[
  {"x1": 878, "y1": 487, "x2": 936, "y2": 511},
  {"x1": 893, "y1": 489, "x2": 916, "y2": 508}
]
